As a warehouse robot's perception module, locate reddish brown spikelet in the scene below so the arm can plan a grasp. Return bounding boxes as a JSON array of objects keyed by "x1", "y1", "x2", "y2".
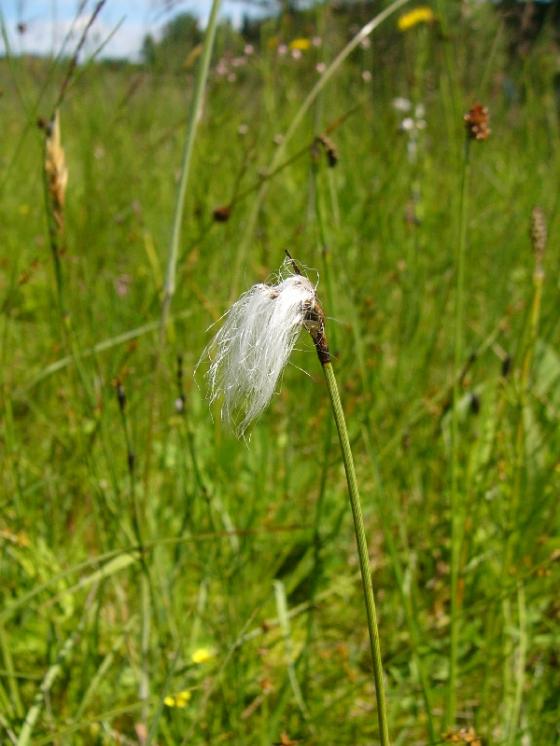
[
  {"x1": 464, "y1": 103, "x2": 490, "y2": 141},
  {"x1": 316, "y1": 133, "x2": 339, "y2": 167},
  {"x1": 212, "y1": 204, "x2": 231, "y2": 223}
]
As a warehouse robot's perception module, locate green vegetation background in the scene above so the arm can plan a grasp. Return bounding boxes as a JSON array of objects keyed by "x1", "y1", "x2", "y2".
[{"x1": 1, "y1": 1, "x2": 559, "y2": 744}]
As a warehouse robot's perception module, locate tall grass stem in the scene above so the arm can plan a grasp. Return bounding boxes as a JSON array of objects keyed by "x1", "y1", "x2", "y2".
[
  {"x1": 447, "y1": 139, "x2": 471, "y2": 729},
  {"x1": 322, "y1": 360, "x2": 390, "y2": 746},
  {"x1": 160, "y1": 0, "x2": 221, "y2": 339}
]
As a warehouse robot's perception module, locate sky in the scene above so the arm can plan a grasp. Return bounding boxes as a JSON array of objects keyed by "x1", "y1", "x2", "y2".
[{"x1": 0, "y1": 1, "x2": 263, "y2": 59}]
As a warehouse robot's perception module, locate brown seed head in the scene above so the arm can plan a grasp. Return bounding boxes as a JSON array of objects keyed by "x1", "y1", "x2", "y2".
[
  {"x1": 530, "y1": 206, "x2": 547, "y2": 269},
  {"x1": 444, "y1": 726, "x2": 482, "y2": 745},
  {"x1": 44, "y1": 110, "x2": 68, "y2": 230},
  {"x1": 212, "y1": 204, "x2": 231, "y2": 223},
  {"x1": 303, "y1": 297, "x2": 330, "y2": 365},
  {"x1": 464, "y1": 103, "x2": 490, "y2": 141},
  {"x1": 315, "y1": 133, "x2": 339, "y2": 167}
]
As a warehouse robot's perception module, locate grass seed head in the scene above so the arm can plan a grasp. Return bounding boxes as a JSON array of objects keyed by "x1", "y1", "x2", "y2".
[
  {"x1": 464, "y1": 103, "x2": 490, "y2": 141},
  {"x1": 530, "y1": 206, "x2": 547, "y2": 270},
  {"x1": 43, "y1": 110, "x2": 68, "y2": 230}
]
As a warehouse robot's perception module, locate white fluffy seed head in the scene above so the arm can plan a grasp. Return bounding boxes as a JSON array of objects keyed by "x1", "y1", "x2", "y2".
[{"x1": 204, "y1": 263, "x2": 319, "y2": 435}]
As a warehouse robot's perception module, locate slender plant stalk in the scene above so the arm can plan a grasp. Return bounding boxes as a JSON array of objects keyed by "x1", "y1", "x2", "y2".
[
  {"x1": 160, "y1": 0, "x2": 222, "y2": 340},
  {"x1": 321, "y1": 359, "x2": 390, "y2": 746},
  {"x1": 16, "y1": 603, "x2": 91, "y2": 746},
  {"x1": 362, "y1": 429, "x2": 436, "y2": 742},
  {"x1": 117, "y1": 382, "x2": 154, "y2": 730},
  {"x1": 144, "y1": 0, "x2": 221, "y2": 497},
  {"x1": 503, "y1": 211, "x2": 545, "y2": 742},
  {"x1": 447, "y1": 138, "x2": 471, "y2": 729}
]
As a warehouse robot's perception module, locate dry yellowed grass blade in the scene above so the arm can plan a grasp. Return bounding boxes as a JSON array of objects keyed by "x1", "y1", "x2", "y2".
[{"x1": 44, "y1": 110, "x2": 68, "y2": 232}]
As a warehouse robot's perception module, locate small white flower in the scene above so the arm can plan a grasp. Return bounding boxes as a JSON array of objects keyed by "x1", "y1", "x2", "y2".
[
  {"x1": 203, "y1": 262, "x2": 320, "y2": 435},
  {"x1": 392, "y1": 96, "x2": 412, "y2": 112},
  {"x1": 400, "y1": 116, "x2": 415, "y2": 132}
]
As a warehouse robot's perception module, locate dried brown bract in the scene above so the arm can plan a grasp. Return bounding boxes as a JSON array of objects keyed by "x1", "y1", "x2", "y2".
[
  {"x1": 464, "y1": 103, "x2": 490, "y2": 141},
  {"x1": 43, "y1": 110, "x2": 68, "y2": 231}
]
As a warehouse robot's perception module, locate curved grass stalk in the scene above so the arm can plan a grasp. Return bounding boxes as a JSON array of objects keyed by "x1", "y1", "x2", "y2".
[
  {"x1": 160, "y1": 0, "x2": 222, "y2": 339},
  {"x1": 321, "y1": 360, "x2": 391, "y2": 746}
]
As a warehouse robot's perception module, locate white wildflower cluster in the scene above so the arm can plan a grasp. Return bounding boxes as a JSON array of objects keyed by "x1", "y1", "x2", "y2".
[
  {"x1": 392, "y1": 97, "x2": 427, "y2": 163},
  {"x1": 205, "y1": 263, "x2": 319, "y2": 435}
]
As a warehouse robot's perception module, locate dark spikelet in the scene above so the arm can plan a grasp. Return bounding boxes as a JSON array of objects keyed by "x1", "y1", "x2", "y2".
[
  {"x1": 213, "y1": 204, "x2": 231, "y2": 223},
  {"x1": 315, "y1": 134, "x2": 339, "y2": 167},
  {"x1": 464, "y1": 103, "x2": 490, "y2": 141}
]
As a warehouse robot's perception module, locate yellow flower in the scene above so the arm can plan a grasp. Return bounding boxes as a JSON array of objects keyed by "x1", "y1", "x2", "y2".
[
  {"x1": 289, "y1": 37, "x2": 311, "y2": 51},
  {"x1": 397, "y1": 6, "x2": 435, "y2": 31},
  {"x1": 163, "y1": 689, "x2": 192, "y2": 708},
  {"x1": 191, "y1": 647, "x2": 215, "y2": 665}
]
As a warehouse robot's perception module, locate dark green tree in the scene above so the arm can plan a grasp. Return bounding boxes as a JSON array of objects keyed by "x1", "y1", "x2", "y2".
[{"x1": 141, "y1": 12, "x2": 202, "y2": 69}]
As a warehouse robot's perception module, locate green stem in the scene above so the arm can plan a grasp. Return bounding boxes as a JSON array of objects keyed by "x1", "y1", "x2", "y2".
[
  {"x1": 321, "y1": 360, "x2": 390, "y2": 746},
  {"x1": 502, "y1": 231, "x2": 544, "y2": 742},
  {"x1": 159, "y1": 0, "x2": 222, "y2": 339},
  {"x1": 144, "y1": 0, "x2": 221, "y2": 501},
  {"x1": 447, "y1": 138, "x2": 471, "y2": 729},
  {"x1": 16, "y1": 616, "x2": 87, "y2": 746},
  {"x1": 363, "y1": 429, "x2": 436, "y2": 742}
]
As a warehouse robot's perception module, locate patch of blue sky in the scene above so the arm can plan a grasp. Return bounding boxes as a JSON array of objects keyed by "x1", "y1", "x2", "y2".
[{"x1": 0, "y1": 1, "x2": 261, "y2": 59}]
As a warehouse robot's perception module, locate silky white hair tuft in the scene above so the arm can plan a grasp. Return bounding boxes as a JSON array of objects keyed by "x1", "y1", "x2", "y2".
[{"x1": 205, "y1": 263, "x2": 318, "y2": 434}]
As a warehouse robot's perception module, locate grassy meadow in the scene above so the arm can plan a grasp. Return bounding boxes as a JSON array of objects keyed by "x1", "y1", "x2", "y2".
[{"x1": 1, "y1": 1, "x2": 560, "y2": 743}]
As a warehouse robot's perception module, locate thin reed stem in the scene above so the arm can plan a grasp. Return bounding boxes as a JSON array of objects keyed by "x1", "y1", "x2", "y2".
[
  {"x1": 159, "y1": 0, "x2": 221, "y2": 340},
  {"x1": 116, "y1": 381, "x2": 152, "y2": 728},
  {"x1": 144, "y1": 0, "x2": 221, "y2": 499},
  {"x1": 362, "y1": 429, "x2": 436, "y2": 742},
  {"x1": 502, "y1": 212, "x2": 545, "y2": 742},
  {"x1": 16, "y1": 597, "x2": 93, "y2": 746},
  {"x1": 447, "y1": 138, "x2": 471, "y2": 729},
  {"x1": 321, "y1": 360, "x2": 390, "y2": 746}
]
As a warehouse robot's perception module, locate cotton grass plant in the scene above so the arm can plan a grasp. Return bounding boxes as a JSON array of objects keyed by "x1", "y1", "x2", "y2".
[
  {"x1": 205, "y1": 261, "x2": 319, "y2": 435},
  {"x1": 202, "y1": 256, "x2": 391, "y2": 745}
]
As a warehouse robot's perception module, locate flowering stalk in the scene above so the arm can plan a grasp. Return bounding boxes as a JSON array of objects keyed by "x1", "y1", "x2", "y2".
[
  {"x1": 205, "y1": 258, "x2": 390, "y2": 743},
  {"x1": 447, "y1": 104, "x2": 491, "y2": 730}
]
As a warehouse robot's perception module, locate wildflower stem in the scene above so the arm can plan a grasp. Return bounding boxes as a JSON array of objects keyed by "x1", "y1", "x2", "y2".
[
  {"x1": 503, "y1": 212, "x2": 545, "y2": 743},
  {"x1": 447, "y1": 137, "x2": 471, "y2": 729},
  {"x1": 321, "y1": 359, "x2": 391, "y2": 746}
]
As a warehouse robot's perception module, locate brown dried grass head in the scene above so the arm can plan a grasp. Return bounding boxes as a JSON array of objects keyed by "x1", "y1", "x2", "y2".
[
  {"x1": 43, "y1": 110, "x2": 68, "y2": 230},
  {"x1": 464, "y1": 103, "x2": 490, "y2": 141}
]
